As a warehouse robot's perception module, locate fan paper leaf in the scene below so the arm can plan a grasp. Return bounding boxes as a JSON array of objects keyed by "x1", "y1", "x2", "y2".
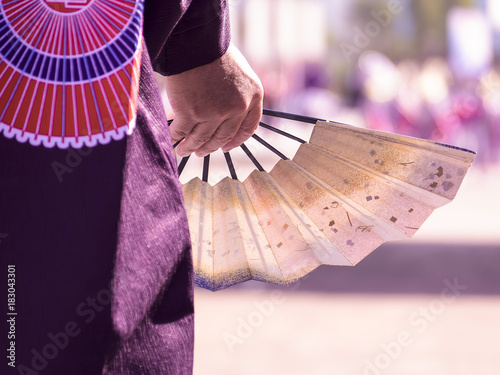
[{"x1": 182, "y1": 120, "x2": 475, "y2": 291}]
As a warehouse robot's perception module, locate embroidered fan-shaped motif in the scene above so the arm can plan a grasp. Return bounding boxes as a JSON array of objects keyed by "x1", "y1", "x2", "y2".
[{"x1": 0, "y1": 0, "x2": 143, "y2": 148}]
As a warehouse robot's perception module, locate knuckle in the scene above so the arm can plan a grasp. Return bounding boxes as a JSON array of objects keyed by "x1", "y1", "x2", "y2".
[
  {"x1": 255, "y1": 90, "x2": 264, "y2": 103},
  {"x1": 190, "y1": 106, "x2": 209, "y2": 121},
  {"x1": 254, "y1": 84, "x2": 264, "y2": 101},
  {"x1": 230, "y1": 99, "x2": 249, "y2": 113},
  {"x1": 171, "y1": 128, "x2": 188, "y2": 139},
  {"x1": 169, "y1": 121, "x2": 190, "y2": 139},
  {"x1": 213, "y1": 133, "x2": 233, "y2": 145},
  {"x1": 190, "y1": 132, "x2": 212, "y2": 145},
  {"x1": 243, "y1": 113, "x2": 261, "y2": 131},
  {"x1": 241, "y1": 125, "x2": 257, "y2": 137}
]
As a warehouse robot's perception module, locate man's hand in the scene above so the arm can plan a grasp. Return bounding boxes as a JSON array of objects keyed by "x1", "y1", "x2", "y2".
[{"x1": 165, "y1": 43, "x2": 264, "y2": 157}]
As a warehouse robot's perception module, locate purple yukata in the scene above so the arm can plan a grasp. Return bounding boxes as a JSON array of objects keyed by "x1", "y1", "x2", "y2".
[{"x1": 0, "y1": 0, "x2": 230, "y2": 373}]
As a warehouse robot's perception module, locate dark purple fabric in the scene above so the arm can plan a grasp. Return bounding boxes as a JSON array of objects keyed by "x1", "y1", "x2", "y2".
[
  {"x1": 0, "y1": 45, "x2": 193, "y2": 374},
  {"x1": 0, "y1": 0, "x2": 231, "y2": 373},
  {"x1": 144, "y1": 0, "x2": 231, "y2": 76},
  {"x1": 0, "y1": 132, "x2": 126, "y2": 375},
  {"x1": 103, "y1": 45, "x2": 194, "y2": 374}
]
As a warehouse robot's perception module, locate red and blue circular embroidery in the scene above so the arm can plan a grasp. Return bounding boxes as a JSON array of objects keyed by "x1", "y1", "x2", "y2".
[{"x1": 0, "y1": 0, "x2": 143, "y2": 148}]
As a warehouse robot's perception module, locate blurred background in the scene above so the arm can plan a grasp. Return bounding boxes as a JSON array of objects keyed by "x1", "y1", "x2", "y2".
[{"x1": 164, "y1": 0, "x2": 500, "y2": 374}]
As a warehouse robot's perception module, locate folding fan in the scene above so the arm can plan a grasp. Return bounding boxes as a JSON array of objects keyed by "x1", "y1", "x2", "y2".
[
  {"x1": 177, "y1": 109, "x2": 476, "y2": 291},
  {"x1": 0, "y1": 0, "x2": 143, "y2": 148}
]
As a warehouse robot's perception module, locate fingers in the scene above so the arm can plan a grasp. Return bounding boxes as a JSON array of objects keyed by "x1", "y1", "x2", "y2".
[
  {"x1": 169, "y1": 116, "x2": 197, "y2": 144},
  {"x1": 194, "y1": 117, "x2": 245, "y2": 157},
  {"x1": 171, "y1": 92, "x2": 263, "y2": 157},
  {"x1": 175, "y1": 115, "x2": 248, "y2": 157},
  {"x1": 166, "y1": 42, "x2": 264, "y2": 157},
  {"x1": 174, "y1": 103, "x2": 261, "y2": 158},
  {"x1": 221, "y1": 101, "x2": 262, "y2": 152},
  {"x1": 174, "y1": 120, "x2": 219, "y2": 157}
]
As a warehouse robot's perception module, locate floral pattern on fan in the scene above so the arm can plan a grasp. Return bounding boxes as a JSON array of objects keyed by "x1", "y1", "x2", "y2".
[{"x1": 0, "y1": 0, "x2": 143, "y2": 148}]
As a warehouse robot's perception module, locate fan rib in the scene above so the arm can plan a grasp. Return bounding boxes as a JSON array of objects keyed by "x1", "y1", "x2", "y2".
[
  {"x1": 224, "y1": 152, "x2": 238, "y2": 180},
  {"x1": 251, "y1": 133, "x2": 288, "y2": 160},
  {"x1": 177, "y1": 155, "x2": 190, "y2": 176},
  {"x1": 240, "y1": 143, "x2": 265, "y2": 172},
  {"x1": 259, "y1": 121, "x2": 307, "y2": 144},
  {"x1": 263, "y1": 108, "x2": 324, "y2": 124},
  {"x1": 202, "y1": 154, "x2": 210, "y2": 182}
]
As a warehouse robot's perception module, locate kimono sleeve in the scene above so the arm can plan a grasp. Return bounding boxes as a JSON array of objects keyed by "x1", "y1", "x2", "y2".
[{"x1": 143, "y1": 0, "x2": 231, "y2": 76}]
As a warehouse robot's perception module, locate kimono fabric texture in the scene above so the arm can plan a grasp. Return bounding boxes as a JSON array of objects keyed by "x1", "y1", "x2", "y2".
[
  {"x1": 0, "y1": 0, "x2": 231, "y2": 373},
  {"x1": 0, "y1": 45, "x2": 194, "y2": 374}
]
